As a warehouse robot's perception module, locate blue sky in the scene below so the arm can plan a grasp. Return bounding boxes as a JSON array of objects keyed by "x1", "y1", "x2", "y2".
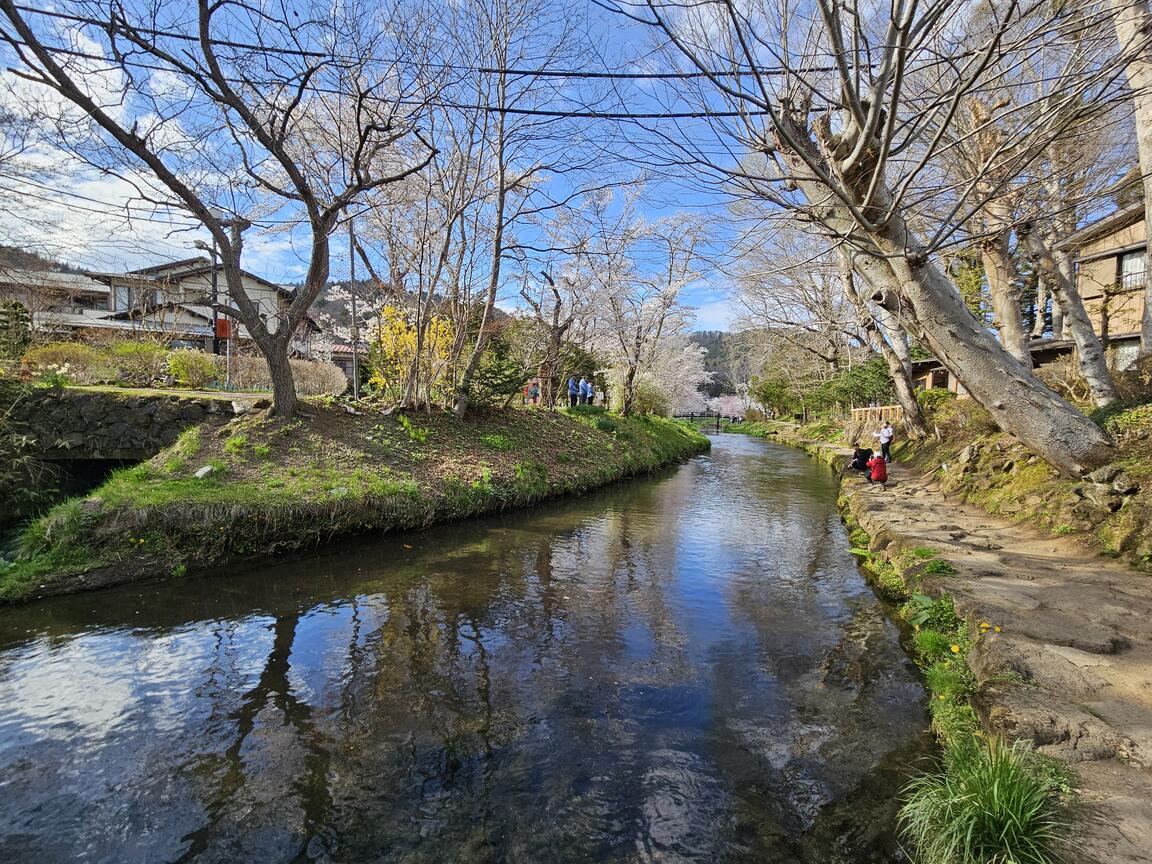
[{"x1": 0, "y1": 0, "x2": 739, "y2": 331}]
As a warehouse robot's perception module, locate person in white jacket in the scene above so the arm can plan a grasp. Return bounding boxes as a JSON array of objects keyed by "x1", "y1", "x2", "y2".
[{"x1": 878, "y1": 421, "x2": 895, "y2": 463}]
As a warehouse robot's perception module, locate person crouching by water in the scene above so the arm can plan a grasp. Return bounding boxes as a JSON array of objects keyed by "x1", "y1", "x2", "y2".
[
  {"x1": 866, "y1": 452, "x2": 888, "y2": 487},
  {"x1": 849, "y1": 442, "x2": 873, "y2": 474}
]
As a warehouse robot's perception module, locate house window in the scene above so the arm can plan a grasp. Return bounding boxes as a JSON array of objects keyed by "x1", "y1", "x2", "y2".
[
  {"x1": 1120, "y1": 249, "x2": 1146, "y2": 291},
  {"x1": 112, "y1": 283, "x2": 132, "y2": 312}
]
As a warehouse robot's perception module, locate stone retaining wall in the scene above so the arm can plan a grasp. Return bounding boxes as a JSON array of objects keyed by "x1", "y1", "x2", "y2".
[{"x1": 9, "y1": 389, "x2": 246, "y2": 460}]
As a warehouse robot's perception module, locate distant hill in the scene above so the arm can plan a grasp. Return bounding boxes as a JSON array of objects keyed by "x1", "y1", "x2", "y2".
[
  {"x1": 690, "y1": 330, "x2": 738, "y2": 397},
  {"x1": 0, "y1": 245, "x2": 83, "y2": 273}
]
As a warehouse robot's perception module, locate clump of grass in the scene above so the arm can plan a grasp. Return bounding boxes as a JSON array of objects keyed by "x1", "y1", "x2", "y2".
[
  {"x1": 921, "y1": 558, "x2": 958, "y2": 576},
  {"x1": 398, "y1": 414, "x2": 430, "y2": 444},
  {"x1": 172, "y1": 426, "x2": 202, "y2": 459},
  {"x1": 927, "y1": 699, "x2": 980, "y2": 744},
  {"x1": 900, "y1": 736, "x2": 1068, "y2": 864},
  {"x1": 223, "y1": 433, "x2": 249, "y2": 456},
  {"x1": 912, "y1": 546, "x2": 939, "y2": 559},
  {"x1": 479, "y1": 433, "x2": 513, "y2": 451},
  {"x1": 923, "y1": 661, "x2": 973, "y2": 701},
  {"x1": 252, "y1": 443, "x2": 271, "y2": 460},
  {"x1": 914, "y1": 628, "x2": 956, "y2": 660}
]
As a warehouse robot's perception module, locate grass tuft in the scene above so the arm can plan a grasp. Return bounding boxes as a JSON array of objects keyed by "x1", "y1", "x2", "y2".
[{"x1": 900, "y1": 736, "x2": 1068, "y2": 864}]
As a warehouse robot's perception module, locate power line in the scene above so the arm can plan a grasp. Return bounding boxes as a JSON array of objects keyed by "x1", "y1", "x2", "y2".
[{"x1": 8, "y1": 2, "x2": 848, "y2": 80}]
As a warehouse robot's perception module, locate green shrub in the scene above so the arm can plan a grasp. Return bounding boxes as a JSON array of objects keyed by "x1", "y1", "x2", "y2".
[
  {"x1": 0, "y1": 301, "x2": 31, "y2": 360},
  {"x1": 900, "y1": 736, "x2": 1067, "y2": 864},
  {"x1": 917, "y1": 387, "x2": 955, "y2": 412},
  {"x1": 109, "y1": 340, "x2": 169, "y2": 386},
  {"x1": 167, "y1": 349, "x2": 220, "y2": 389},
  {"x1": 22, "y1": 342, "x2": 115, "y2": 384}
]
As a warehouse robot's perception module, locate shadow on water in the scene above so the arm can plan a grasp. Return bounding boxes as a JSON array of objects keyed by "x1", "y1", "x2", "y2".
[{"x1": 0, "y1": 435, "x2": 930, "y2": 864}]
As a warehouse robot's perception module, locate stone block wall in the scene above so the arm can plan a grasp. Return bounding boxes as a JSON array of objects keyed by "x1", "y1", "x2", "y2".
[{"x1": 9, "y1": 389, "x2": 240, "y2": 460}]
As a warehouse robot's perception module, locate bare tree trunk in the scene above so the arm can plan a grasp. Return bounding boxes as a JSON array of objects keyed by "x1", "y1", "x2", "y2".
[
  {"x1": 264, "y1": 339, "x2": 298, "y2": 418},
  {"x1": 789, "y1": 146, "x2": 1114, "y2": 473},
  {"x1": 872, "y1": 233, "x2": 1113, "y2": 474},
  {"x1": 621, "y1": 362, "x2": 638, "y2": 415},
  {"x1": 980, "y1": 224, "x2": 1033, "y2": 367},
  {"x1": 1110, "y1": 0, "x2": 1152, "y2": 356},
  {"x1": 842, "y1": 230, "x2": 1114, "y2": 474},
  {"x1": 1020, "y1": 226, "x2": 1119, "y2": 407},
  {"x1": 453, "y1": 77, "x2": 507, "y2": 419},
  {"x1": 1031, "y1": 273, "x2": 1048, "y2": 339},
  {"x1": 839, "y1": 253, "x2": 928, "y2": 438}
]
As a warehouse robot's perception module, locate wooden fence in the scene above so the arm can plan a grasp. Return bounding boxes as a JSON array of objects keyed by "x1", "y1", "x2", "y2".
[{"x1": 850, "y1": 405, "x2": 905, "y2": 426}]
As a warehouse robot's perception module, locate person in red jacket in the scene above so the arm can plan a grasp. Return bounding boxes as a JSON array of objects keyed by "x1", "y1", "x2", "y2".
[{"x1": 866, "y1": 454, "x2": 888, "y2": 486}]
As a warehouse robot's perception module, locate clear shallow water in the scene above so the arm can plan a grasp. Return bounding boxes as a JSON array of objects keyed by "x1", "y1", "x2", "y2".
[{"x1": 0, "y1": 435, "x2": 929, "y2": 864}]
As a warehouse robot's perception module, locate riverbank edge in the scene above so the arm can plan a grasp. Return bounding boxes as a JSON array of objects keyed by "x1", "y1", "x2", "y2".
[
  {"x1": 733, "y1": 420, "x2": 1150, "y2": 863},
  {"x1": 1, "y1": 408, "x2": 710, "y2": 604}
]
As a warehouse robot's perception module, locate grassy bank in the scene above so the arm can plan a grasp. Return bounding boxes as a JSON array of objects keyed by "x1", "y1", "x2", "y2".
[{"x1": 0, "y1": 404, "x2": 709, "y2": 602}]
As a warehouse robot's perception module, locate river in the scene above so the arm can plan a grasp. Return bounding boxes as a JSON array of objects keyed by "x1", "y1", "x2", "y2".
[{"x1": 0, "y1": 434, "x2": 929, "y2": 864}]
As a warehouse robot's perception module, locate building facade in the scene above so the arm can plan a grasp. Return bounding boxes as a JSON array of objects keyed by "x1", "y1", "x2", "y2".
[{"x1": 0, "y1": 256, "x2": 317, "y2": 356}]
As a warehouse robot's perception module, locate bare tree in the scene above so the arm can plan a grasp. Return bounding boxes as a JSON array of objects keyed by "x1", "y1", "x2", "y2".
[
  {"x1": 0, "y1": 0, "x2": 436, "y2": 417},
  {"x1": 445, "y1": 0, "x2": 611, "y2": 418},
  {"x1": 603, "y1": 0, "x2": 1128, "y2": 473},
  {"x1": 519, "y1": 270, "x2": 591, "y2": 407},
  {"x1": 596, "y1": 210, "x2": 702, "y2": 414}
]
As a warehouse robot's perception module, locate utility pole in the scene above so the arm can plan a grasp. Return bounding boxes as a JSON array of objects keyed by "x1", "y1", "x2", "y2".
[
  {"x1": 348, "y1": 216, "x2": 360, "y2": 399},
  {"x1": 210, "y1": 234, "x2": 220, "y2": 355}
]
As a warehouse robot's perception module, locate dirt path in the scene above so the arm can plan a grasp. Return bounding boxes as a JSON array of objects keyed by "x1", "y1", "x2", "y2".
[{"x1": 840, "y1": 460, "x2": 1152, "y2": 864}]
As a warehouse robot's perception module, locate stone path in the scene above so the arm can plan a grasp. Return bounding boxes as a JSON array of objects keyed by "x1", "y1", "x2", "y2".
[{"x1": 840, "y1": 461, "x2": 1152, "y2": 864}]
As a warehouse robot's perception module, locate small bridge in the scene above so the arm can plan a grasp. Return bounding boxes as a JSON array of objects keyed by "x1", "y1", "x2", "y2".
[{"x1": 673, "y1": 411, "x2": 745, "y2": 432}]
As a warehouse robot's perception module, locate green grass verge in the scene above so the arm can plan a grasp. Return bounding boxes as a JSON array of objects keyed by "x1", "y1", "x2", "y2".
[
  {"x1": 0, "y1": 407, "x2": 709, "y2": 602},
  {"x1": 842, "y1": 514, "x2": 1072, "y2": 864}
]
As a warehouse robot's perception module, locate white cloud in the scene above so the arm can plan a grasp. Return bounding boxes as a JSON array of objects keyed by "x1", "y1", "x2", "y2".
[{"x1": 691, "y1": 298, "x2": 733, "y2": 330}]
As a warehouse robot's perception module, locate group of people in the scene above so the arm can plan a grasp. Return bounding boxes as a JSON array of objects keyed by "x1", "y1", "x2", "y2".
[
  {"x1": 567, "y1": 375, "x2": 596, "y2": 407},
  {"x1": 848, "y1": 421, "x2": 895, "y2": 487},
  {"x1": 519, "y1": 375, "x2": 600, "y2": 407}
]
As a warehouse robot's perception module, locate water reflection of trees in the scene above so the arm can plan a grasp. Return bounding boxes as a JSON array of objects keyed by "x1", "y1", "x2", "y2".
[
  {"x1": 0, "y1": 441, "x2": 924, "y2": 863},
  {"x1": 168, "y1": 479, "x2": 721, "y2": 861}
]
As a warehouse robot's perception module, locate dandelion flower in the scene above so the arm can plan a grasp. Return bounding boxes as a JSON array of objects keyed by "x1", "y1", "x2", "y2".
[
  {"x1": 950, "y1": 644, "x2": 961, "y2": 654},
  {"x1": 994, "y1": 626, "x2": 1002, "y2": 633}
]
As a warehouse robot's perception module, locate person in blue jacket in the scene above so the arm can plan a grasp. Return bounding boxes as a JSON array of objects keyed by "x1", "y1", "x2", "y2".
[{"x1": 567, "y1": 375, "x2": 579, "y2": 408}]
